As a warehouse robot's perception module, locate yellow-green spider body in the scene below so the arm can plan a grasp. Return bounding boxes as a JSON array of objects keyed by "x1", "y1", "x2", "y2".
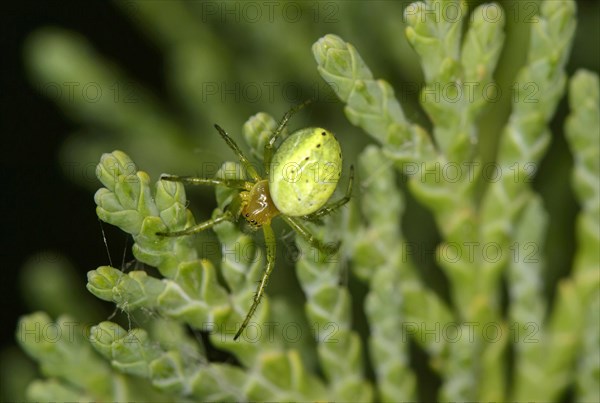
[
  {"x1": 157, "y1": 102, "x2": 352, "y2": 341},
  {"x1": 270, "y1": 128, "x2": 342, "y2": 216}
]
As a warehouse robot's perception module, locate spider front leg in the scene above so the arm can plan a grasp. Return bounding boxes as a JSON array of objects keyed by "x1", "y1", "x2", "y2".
[
  {"x1": 160, "y1": 174, "x2": 251, "y2": 190},
  {"x1": 156, "y1": 175, "x2": 251, "y2": 237},
  {"x1": 234, "y1": 222, "x2": 276, "y2": 341},
  {"x1": 157, "y1": 210, "x2": 235, "y2": 237},
  {"x1": 213, "y1": 124, "x2": 261, "y2": 181}
]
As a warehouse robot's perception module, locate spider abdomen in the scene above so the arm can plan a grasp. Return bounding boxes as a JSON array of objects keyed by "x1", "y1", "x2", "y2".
[{"x1": 269, "y1": 127, "x2": 342, "y2": 216}]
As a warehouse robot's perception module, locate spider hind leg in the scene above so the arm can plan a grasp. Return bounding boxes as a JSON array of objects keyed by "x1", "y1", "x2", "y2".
[{"x1": 234, "y1": 223, "x2": 277, "y2": 341}]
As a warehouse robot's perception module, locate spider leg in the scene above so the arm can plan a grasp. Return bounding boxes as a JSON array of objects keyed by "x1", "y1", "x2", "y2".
[
  {"x1": 157, "y1": 211, "x2": 234, "y2": 237},
  {"x1": 234, "y1": 222, "x2": 276, "y2": 341},
  {"x1": 281, "y1": 215, "x2": 340, "y2": 256},
  {"x1": 264, "y1": 99, "x2": 313, "y2": 175},
  {"x1": 302, "y1": 165, "x2": 354, "y2": 221},
  {"x1": 160, "y1": 174, "x2": 252, "y2": 190},
  {"x1": 213, "y1": 124, "x2": 261, "y2": 181}
]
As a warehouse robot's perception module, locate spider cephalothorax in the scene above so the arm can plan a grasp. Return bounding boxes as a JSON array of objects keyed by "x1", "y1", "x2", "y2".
[
  {"x1": 156, "y1": 102, "x2": 353, "y2": 340},
  {"x1": 240, "y1": 180, "x2": 279, "y2": 229}
]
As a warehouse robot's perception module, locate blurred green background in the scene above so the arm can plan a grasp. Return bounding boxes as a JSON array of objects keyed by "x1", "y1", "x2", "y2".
[{"x1": 1, "y1": 0, "x2": 598, "y2": 400}]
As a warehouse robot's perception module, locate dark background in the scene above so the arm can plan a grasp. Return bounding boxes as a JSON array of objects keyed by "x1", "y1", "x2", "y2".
[{"x1": 1, "y1": 0, "x2": 167, "y2": 351}]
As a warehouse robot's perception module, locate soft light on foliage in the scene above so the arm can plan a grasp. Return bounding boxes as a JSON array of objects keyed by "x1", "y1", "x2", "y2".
[{"x1": 10, "y1": 1, "x2": 599, "y2": 401}]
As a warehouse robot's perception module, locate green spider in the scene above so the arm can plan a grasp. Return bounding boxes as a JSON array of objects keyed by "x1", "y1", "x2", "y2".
[{"x1": 157, "y1": 102, "x2": 353, "y2": 340}]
